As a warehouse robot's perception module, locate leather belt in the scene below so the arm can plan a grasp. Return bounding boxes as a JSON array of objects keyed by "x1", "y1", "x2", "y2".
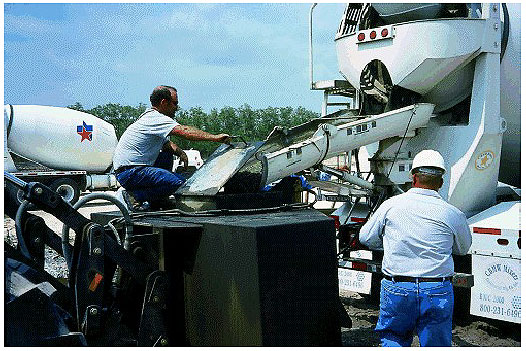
[{"x1": 384, "y1": 275, "x2": 452, "y2": 283}]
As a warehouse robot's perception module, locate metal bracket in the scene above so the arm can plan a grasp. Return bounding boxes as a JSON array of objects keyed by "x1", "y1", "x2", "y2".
[
  {"x1": 15, "y1": 178, "x2": 92, "y2": 234},
  {"x1": 138, "y1": 271, "x2": 170, "y2": 346},
  {"x1": 24, "y1": 216, "x2": 46, "y2": 268},
  {"x1": 81, "y1": 305, "x2": 102, "y2": 337},
  {"x1": 74, "y1": 223, "x2": 106, "y2": 335},
  {"x1": 500, "y1": 118, "x2": 507, "y2": 134}
]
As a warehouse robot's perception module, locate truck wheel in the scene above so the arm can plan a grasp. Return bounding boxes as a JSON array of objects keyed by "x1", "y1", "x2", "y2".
[
  {"x1": 5, "y1": 182, "x2": 36, "y2": 211},
  {"x1": 15, "y1": 189, "x2": 37, "y2": 210},
  {"x1": 49, "y1": 178, "x2": 81, "y2": 205}
]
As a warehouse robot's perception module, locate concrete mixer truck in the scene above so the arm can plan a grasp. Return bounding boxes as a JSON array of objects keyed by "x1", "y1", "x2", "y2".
[
  {"x1": 4, "y1": 104, "x2": 120, "y2": 205},
  {"x1": 302, "y1": 2, "x2": 520, "y2": 324}
]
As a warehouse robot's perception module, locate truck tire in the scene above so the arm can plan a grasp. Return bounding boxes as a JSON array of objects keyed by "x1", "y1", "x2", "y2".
[
  {"x1": 49, "y1": 178, "x2": 81, "y2": 205},
  {"x1": 5, "y1": 182, "x2": 36, "y2": 211},
  {"x1": 15, "y1": 188, "x2": 37, "y2": 210}
]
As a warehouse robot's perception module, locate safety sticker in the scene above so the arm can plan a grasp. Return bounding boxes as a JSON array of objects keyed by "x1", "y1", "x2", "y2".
[
  {"x1": 89, "y1": 273, "x2": 104, "y2": 292},
  {"x1": 475, "y1": 150, "x2": 495, "y2": 170}
]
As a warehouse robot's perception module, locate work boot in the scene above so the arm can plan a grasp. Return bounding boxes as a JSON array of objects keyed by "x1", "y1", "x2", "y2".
[
  {"x1": 134, "y1": 201, "x2": 151, "y2": 212},
  {"x1": 149, "y1": 197, "x2": 174, "y2": 211},
  {"x1": 115, "y1": 188, "x2": 150, "y2": 212}
]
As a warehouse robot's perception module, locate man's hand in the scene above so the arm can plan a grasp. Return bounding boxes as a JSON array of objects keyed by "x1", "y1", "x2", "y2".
[
  {"x1": 215, "y1": 134, "x2": 231, "y2": 144},
  {"x1": 176, "y1": 149, "x2": 189, "y2": 169}
]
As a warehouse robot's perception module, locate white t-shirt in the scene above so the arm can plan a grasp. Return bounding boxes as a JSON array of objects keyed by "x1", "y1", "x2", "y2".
[{"x1": 113, "y1": 108, "x2": 179, "y2": 170}]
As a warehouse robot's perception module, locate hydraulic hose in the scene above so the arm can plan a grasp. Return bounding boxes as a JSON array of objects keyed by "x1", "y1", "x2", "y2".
[
  {"x1": 61, "y1": 193, "x2": 132, "y2": 270},
  {"x1": 387, "y1": 107, "x2": 416, "y2": 179},
  {"x1": 14, "y1": 200, "x2": 32, "y2": 260}
]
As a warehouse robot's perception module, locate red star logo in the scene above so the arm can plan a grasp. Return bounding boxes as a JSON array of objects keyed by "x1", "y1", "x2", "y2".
[{"x1": 77, "y1": 121, "x2": 93, "y2": 142}]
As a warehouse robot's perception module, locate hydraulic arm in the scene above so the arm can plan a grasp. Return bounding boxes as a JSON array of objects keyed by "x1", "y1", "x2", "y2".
[{"x1": 4, "y1": 172, "x2": 169, "y2": 346}]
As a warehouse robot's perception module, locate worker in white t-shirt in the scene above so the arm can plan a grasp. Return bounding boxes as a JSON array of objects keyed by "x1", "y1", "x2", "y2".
[{"x1": 113, "y1": 85, "x2": 230, "y2": 211}]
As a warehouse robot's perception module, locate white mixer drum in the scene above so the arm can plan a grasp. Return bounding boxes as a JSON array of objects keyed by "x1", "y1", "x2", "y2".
[
  {"x1": 6, "y1": 105, "x2": 118, "y2": 172},
  {"x1": 335, "y1": 3, "x2": 520, "y2": 186}
]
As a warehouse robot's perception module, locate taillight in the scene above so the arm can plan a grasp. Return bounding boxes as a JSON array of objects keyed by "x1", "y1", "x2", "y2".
[
  {"x1": 473, "y1": 227, "x2": 501, "y2": 235},
  {"x1": 352, "y1": 261, "x2": 367, "y2": 271},
  {"x1": 357, "y1": 26, "x2": 392, "y2": 44},
  {"x1": 330, "y1": 215, "x2": 340, "y2": 230}
]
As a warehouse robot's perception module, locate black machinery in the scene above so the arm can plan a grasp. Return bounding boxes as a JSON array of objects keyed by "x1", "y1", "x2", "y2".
[{"x1": 4, "y1": 143, "x2": 343, "y2": 347}]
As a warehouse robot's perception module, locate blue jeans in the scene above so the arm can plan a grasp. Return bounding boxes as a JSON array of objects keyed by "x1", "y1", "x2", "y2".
[
  {"x1": 376, "y1": 278, "x2": 454, "y2": 347},
  {"x1": 115, "y1": 151, "x2": 185, "y2": 203}
]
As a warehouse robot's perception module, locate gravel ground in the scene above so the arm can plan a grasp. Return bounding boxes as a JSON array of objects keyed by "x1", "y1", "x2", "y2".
[{"x1": 4, "y1": 193, "x2": 521, "y2": 347}]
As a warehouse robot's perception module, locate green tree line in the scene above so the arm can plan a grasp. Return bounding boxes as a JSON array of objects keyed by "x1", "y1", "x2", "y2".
[{"x1": 68, "y1": 103, "x2": 319, "y2": 157}]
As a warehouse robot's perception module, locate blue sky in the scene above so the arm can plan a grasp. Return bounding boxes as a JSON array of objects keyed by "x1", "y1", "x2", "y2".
[{"x1": 4, "y1": 3, "x2": 345, "y2": 113}]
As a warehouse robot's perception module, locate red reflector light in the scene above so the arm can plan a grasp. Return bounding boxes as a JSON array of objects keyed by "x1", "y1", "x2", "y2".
[
  {"x1": 381, "y1": 28, "x2": 389, "y2": 37},
  {"x1": 518, "y1": 238, "x2": 521, "y2": 249},
  {"x1": 370, "y1": 31, "x2": 376, "y2": 39},
  {"x1": 473, "y1": 227, "x2": 501, "y2": 235},
  {"x1": 497, "y1": 239, "x2": 509, "y2": 246},
  {"x1": 352, "y1": 261, "x2": 367, "y2": 271},
  {"x1": 357, "y1": 33, "x2": 365, "y2": 41},
  {"x1": 330, "y1": 215, "x2": 340, "y2": 230},
  {"x1": 350, "y1": 217, "x2": 366, "y2": 223}
]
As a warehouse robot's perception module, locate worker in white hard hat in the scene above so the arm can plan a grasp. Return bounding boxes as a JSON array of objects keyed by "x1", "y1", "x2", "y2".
[{"x1": 359, "y1": 149, "x2": 472, "y2": 347}]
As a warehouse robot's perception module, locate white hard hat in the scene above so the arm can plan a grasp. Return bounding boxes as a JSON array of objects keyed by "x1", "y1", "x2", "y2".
[{"x1": 410, "y1": 149, "x2": 446, "y2": 175}]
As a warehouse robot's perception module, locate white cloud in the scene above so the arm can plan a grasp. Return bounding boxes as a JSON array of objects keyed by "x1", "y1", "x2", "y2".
[{"x1": 4, "y1": 14, "x2": 57, "y2": 36}]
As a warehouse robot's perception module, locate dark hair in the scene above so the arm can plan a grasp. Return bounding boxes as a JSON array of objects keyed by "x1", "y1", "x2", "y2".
[
  {"x1": 150, "y1": 85, "x2": 177, "y2": 106},
  {"x1": 415, "y1": 172, "x2": 443, "y2": 189}
]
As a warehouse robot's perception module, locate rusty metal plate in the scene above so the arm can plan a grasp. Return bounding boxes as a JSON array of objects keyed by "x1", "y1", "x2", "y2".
[{"x1": 176, "y1": 142, "x2": 264, "y2": 196}]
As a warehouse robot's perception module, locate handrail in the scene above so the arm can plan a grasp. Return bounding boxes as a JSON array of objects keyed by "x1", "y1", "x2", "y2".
[{"x1": 309, "y1": 3, "x2": 317, "y2": 89}]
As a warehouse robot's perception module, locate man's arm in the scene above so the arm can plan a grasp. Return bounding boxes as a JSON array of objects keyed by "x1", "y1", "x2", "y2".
[
  {"x1": 162, "y1": 141, "x2": 188, "y2": 169},
  {"x1": 359, "y1": 204, "x2": 387, "y2": 250},
  {"x1": 170, "y1": 125, "x2": 231, "y2": 143},
  {"x1": 452, "y1": 212, "x2": 472, "y2": 255}
]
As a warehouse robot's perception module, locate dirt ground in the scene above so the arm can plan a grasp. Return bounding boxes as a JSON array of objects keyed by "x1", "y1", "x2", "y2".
[{"x1": 4, "y1": 194, "x2": 522, "y2": 347}]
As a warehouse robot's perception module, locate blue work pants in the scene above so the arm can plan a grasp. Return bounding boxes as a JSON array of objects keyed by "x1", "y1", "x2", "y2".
[
  {"x1": 376, "y1": 278, "x2": 454, "y2": 347},
  {"x1": 115, "y1": 151, "x2": 185, "y2": 203}
]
